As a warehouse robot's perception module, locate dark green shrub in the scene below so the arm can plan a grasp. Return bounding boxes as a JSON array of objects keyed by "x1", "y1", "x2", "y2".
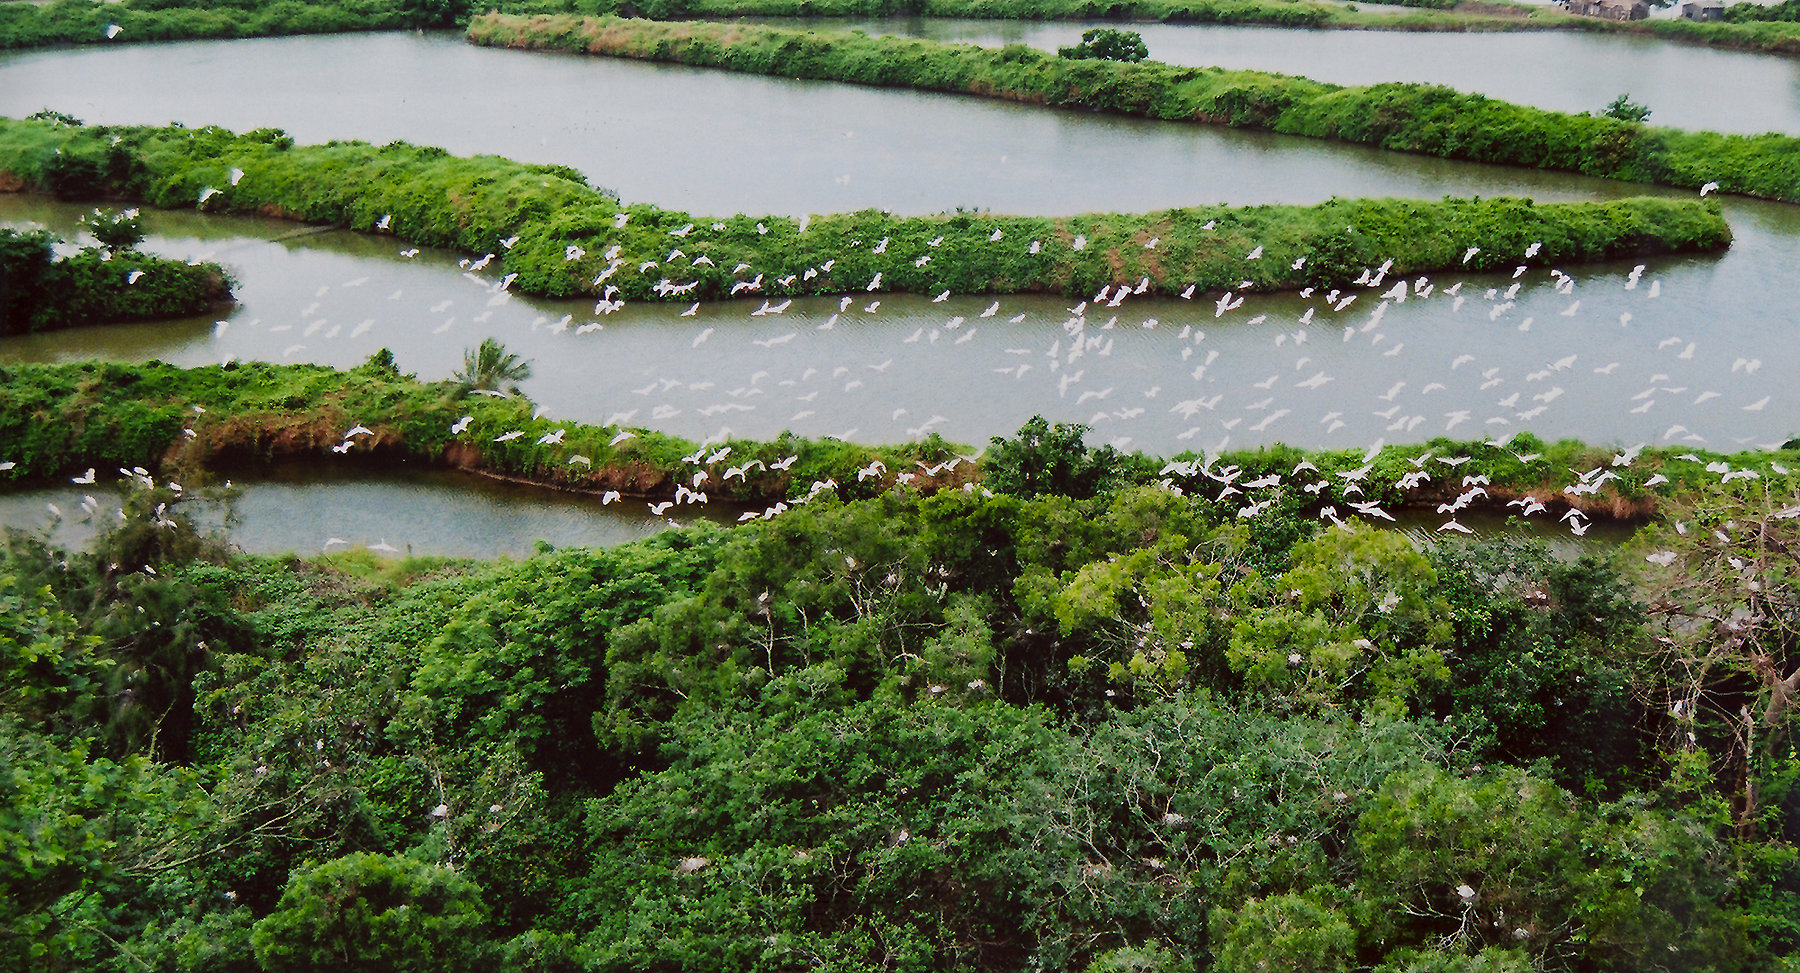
[
  {"x1": 81, "y1": 207, "x2": 145, "y2": 252},
  {"x1": 251, "y1": 853, "x2": 490, "y2": 973},
  {"x1": 1058, "y1": 26, "x2": 1148, "y2": 62},
  {"x1": 985, "y1": 415, "x2": 1138, "y2": 500}
]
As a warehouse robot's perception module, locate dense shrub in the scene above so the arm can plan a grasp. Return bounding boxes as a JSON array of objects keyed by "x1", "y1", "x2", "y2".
[
  {"x1": 0, "y1": 227, "x2": 233, "y2": 335},
  {"x1": 251, "y1": 853, "x2": 490, "y2": 972},
  {"x1": 1058, "y1": 26, "x2": 1148, "y2": 61}
]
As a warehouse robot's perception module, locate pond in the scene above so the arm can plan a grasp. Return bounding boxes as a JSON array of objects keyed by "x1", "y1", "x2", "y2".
[
  {"x1": 0, "y1": 31, "x2": 1726, "y2": 217},
  {"x1": 0, "y1": 461, "x2": 722, "y2": 559},
  {"x1": 775, "y1": 17, "x2": 1800, "y2": 137},
  {"x1": 4, "y1": 192, "x2": 1794, "y2": 459}
]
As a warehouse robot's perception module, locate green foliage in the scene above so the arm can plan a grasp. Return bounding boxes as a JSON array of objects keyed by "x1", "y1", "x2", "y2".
[
  {"x1": 0, "y1": 360, "x2": 1796, "y2": 968},
  {"x1": 1059, "y1": 27, "x2": 1149, "y2": 62},
  {"x1": 0, "y1": 573, "x2": 108, "y2": 733},
  {"x1": 250, "y1": 853, "x2": 490, "y2": 972},
  {"x1": 397, "y1": 0, "x2": 473, "y2": 29},
  {"x1": 0, "y1": 225, "x2": 233, "y2": 335},
  {"x1": 0, "y1": 226, "x2": 55, "y2": 332},
  {"x1": 0, "y1": 359, "x2": 951, "y2": 525},
  {"x1": 0, "y1": 0, "x2": 1796, "y2": 58},
  {"x1": 984, "y1": 415, "x2": 1136, "y2": 500},
  {"x1": 81, "y1": 205, "x2": 147, "y2": 253},
  {"x1": 1355, "y1": 765, "x2": 1753, "y2": 968},
  {"x1": 1422, "y1": 539, "x2": 1647, "y2": 793},
  {"x1": 1371, "y1": 947, "x2": 1534, "y2": 973},
  {"x1": 1209, "y1": 889, "x2": 1355, "y2": 973},
  {"x1": 1603, "y1": 92, "x2": 1652, "y2": 123},
  {"x1": 1226, "y1": 526, "x2": 1452, "y2": 717},
  {"x1": 452, "y1": 337, "x2": 533, "y2": 396},
  {"x1": 0, "y1": 113, "x2": 1734, "y2": 305},
  {"x1": 1726, "y1": 0, "x2": 1800, "y2": 19},
  {"x1": 0, "y1": 461, "x2": 1792, "y2": 967}
]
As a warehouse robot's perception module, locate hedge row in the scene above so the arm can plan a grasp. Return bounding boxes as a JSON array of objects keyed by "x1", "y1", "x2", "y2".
[
  {"x1": 0, "y1": 356, "x2": 966, "y2": 505},
  {"x1": 0, "y1": 115, "x2": 1731, "y2": 303},
  {"x1": 5, "y1": 0, "x2": 1798, "y2": 57},
  {"x1": 2, "y1": 359, "x2": 1792, "y2": 521},
  {"x1": 468, "y1": 14, "x2": 1800, "y2": 203}
]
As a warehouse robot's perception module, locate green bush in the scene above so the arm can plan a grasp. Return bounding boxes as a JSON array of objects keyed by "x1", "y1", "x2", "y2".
[
  {"x1": 251, "y1": 853, "x2": 490, "y2": 972},
  {"x1": 1058, "y1": 26, "x2": 1148, "y2": 61},
  {"x1": 0, "y1": 227, "x2": 233, "y2": 335},
  {"x1": 81, "y1": 206, "x2": 147, "y2": 252}
]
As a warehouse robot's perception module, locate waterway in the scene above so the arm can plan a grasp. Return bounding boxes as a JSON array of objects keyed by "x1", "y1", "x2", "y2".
[
  {"x1": 0, "y1": 465, "x2": 1628, "y2": 559},
  {"x1": 0, "y1": 462, "x2": 713, "y2": 559},
  {"x1": 0, "y1": 31, "x2": 1765, "y2": 217},
  {"x1": 4, "y1": 192, "x2": 1793, "y2": 458},
  {"x1": 783, "y1": 17, "x2": 1800, "y2": 138},
  {"x1": 0, "y1": 30, "x2": 1794, "y2": 556}
]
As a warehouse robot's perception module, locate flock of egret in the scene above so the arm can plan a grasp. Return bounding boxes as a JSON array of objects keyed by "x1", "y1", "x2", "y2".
[
  {"x1": 6, "y1": 135, "x2": 1790, "y2": 557},
  {"x1": 0, "y1": 19, "x2": 1766, "y2": 561},
  {"x1": 11, "y1": 188, "x2": 1788, "y2": 555},
  {"x1": 294, "y1": 204, "x2": 1780, "y2": 546}
]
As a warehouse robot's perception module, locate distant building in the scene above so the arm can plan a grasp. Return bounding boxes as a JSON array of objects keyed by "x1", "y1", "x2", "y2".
[
  {"x1": 1680, "y1": 0, "x2": 1725, "y2": 18},
  {"x1": 1569, "y1": 0, "x2": 1651, "y2": 18}
]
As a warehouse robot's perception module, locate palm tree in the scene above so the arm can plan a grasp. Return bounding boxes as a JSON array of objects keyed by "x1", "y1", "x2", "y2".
[{"x1": 453, "y1": 338, "x2": 532, "y2": 396}]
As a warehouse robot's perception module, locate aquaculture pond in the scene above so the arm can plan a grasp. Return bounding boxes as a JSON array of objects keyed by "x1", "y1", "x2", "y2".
[
  {"x1": 775, "y1": 17, "x2": 1800, "y2": 137},
  {"x1": 0, "y1": 461, "x2": 723, "y2": 559},
  {"x1": 2, "y1": 191, "x2": 1793, "y2": 458},
  {"x1": 1, "y1": 29, "x2": 1795, "y2": 554},
  {"x1": 0, "y1": 30, "x2": 1754, "y2": 216}
]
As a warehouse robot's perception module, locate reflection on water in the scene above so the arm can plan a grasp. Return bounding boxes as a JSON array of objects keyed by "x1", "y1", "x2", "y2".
[{"x1": 0, "y1": 463, "x2": 725, "y2": 559}]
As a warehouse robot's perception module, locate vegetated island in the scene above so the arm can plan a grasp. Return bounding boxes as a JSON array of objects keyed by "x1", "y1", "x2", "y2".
[
  {"x1": 470, "y1": 14, "x2": 1800, "y2": 204},
  {"x1": 0, "y1": 115, "x2": 1731, "y2": 304},
  {"x1": 0, "y1": 221, "x2": 234, "y2": 335},
  {"x1": 4, "y1": 360, "x2": 1798, "y2": 971},
  {"x1": 1, "y1": 357, "x2": 1790, "y2": 524},
  {"x1": 6, "y1": 0, "x2": 1800, "y2": 58}
]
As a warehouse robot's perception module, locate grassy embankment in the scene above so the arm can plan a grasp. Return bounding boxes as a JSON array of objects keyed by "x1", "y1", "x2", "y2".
[
  {"x1": 0, "y1": 357, "x2": 968, "y2": 507},
  {"x1": 7, "y1": 0, "x2": 1800, "y2": 58},
  {"x1": 559, "y1": 0, "x2": 1800, "y2": 56},
  {"x1": 0, "y1": 116, "x2": 1732, "y2": 303},
  {"x1": 471, "y1": 15, "x2": 1800, "y2": 203},
  {"x1": 2, "y1": 357, "x2": 1792, "y2": 522},
  {"x1": 0, "y1": 228, "x2": 233, "y2": 335}
]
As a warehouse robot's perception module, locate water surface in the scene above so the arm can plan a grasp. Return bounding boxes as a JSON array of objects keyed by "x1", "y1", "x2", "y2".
[
  {"x1": 0, "y1": 463, "x2": 710, "y2": 558},
  {"x1": 793, "y1": 17, "x2": 1800, "y2": 137},
  {"x1": 4, "y1": 192, "x2": 1795, "y2": 460},
  {"x1": 0, "y1": 31, "x2": 1794, "y2": 462},
  {"x1": 0, "y1": 31, "x2": 1712, "y2": 217}
]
